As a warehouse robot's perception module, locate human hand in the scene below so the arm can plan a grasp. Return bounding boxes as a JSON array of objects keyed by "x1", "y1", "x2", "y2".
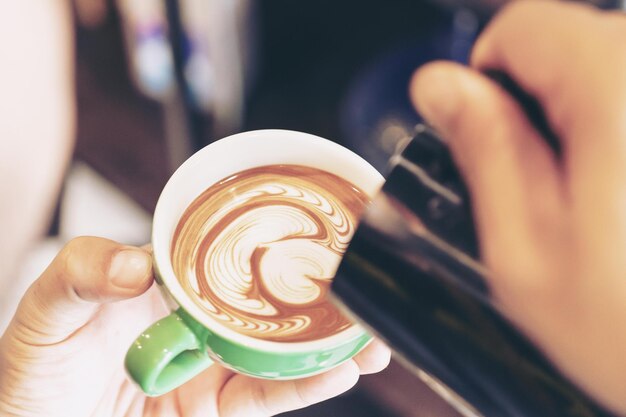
[
  {"x1": 0, "y1": 237, "x2": 390, "y2": 417},
  {"x1": 411, "y1": 2, "x2": 626, "y2": 414}
]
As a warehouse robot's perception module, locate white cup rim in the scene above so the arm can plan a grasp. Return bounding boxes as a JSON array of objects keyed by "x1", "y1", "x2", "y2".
[{"x1": 152, "y1": 129, "x2": 384, "y2": 352}]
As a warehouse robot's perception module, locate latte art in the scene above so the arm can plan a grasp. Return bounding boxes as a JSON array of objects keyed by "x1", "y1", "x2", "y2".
[{"x1": 171, "y1": 165, "x2": 369, "y2": 342}]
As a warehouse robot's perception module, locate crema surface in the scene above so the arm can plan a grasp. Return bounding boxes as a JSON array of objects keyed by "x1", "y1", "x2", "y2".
[{"x1": 171, "y1": 165, "x2": 368, "y2": 342}]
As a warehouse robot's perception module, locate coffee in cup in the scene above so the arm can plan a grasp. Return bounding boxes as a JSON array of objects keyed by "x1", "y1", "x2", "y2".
[
  {"x1": 171, "y1": 164, "x2": 368, "y2": 343},
  {"x1": 125, "y1": 130, "x2": 383, "y2": 396}
]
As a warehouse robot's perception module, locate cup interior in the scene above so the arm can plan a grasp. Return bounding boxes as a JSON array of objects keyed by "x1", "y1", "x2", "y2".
[{"x1": 153, "y1": 129, "x2": 384, "y2": 352}]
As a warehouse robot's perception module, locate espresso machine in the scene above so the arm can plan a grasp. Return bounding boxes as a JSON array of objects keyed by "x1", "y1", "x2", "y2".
[{"x1": 330, "y1": 74, "x2": 617, "y2": 417}]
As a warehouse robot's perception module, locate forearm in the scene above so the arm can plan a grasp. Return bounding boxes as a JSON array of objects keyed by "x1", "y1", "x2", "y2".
[{"x1": 0, "y1": 1, "x2": 76, "y2": 288}]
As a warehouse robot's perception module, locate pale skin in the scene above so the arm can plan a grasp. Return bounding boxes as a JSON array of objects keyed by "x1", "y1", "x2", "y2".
[
  {"x1": 0, "y1": 237, "x2": 391, "y2": 417},
  {"x1": 0, "y1": 1, "x2": 75, "y2": 294},
  {"x1": 411, "y1": 1, "x2": 626, "y2": 415}
]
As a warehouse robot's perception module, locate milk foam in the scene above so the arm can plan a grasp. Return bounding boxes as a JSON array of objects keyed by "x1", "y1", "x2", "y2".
[{"x1": 171, "y1": 165, "x2": 368, "y2": 342}]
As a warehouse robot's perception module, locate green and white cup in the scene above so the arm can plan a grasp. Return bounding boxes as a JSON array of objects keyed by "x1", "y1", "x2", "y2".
[{"x1": 125, "y1": 129, "x2": 384, "y2": 396}]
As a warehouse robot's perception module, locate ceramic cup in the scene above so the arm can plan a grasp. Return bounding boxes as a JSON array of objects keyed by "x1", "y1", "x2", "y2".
[{"x1": 124, "y1": 129, "x2": 384, "y2": 396}]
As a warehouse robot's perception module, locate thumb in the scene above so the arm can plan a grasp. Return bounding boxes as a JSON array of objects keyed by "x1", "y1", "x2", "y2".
[
  {"x1": 8, "y1": 236, "x2": 153, "y2": 344},
  {"x1": 409, "y1": 62, "x2": 563, "y2": 300}
]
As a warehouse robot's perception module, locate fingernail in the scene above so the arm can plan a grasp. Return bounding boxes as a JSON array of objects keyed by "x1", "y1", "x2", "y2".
[
  {"x1": 109, "y1": 248, "x2": 151, "y2": 289},
  {"x1": 411, "y1": 64, "x2": 462, "y2": 133}
]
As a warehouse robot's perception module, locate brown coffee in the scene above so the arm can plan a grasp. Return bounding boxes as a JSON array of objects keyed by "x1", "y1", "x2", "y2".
[{"x1": 171, "y1": 165, "x2": 369, "y2": 342}]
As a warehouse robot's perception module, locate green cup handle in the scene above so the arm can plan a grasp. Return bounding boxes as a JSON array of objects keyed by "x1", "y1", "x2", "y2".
[{"x1": 125, "y1": 309, "x2": 213, "y2": 396}]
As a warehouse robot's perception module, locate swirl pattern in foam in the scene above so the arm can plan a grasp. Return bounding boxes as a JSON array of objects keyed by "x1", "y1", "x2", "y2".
[{"x1": 171, "y1": 165, "x2": 369, "y2": 342}]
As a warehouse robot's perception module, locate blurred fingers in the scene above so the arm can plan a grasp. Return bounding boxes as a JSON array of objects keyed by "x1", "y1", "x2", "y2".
[
  {"x1": 472, "y1": 1, "x2": 626, "y2": 192},
  {"x1": 410, "y1": 62, "x2": 565, "y2": 299},
  {"x1": 219, "y1": 360, "x2": 360, "y2": 417},
  {"x1": 470, "y1": 0, "x2": 626, "y2": 292},
  {"x1": 353, "y1": 339, "x2": 391, "y2": 375}
]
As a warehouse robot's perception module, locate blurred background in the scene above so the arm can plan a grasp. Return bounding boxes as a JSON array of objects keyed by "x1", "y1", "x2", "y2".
[{"x1": 0, "y1": 0, "x2": 623, "y2": 416}]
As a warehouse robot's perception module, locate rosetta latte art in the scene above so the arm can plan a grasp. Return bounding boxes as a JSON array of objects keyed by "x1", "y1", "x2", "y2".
[{"x1": 171, "y1": 165, "x2": 369, "y2": 342}]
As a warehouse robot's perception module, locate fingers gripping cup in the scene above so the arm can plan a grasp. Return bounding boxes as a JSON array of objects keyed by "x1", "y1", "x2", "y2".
[{"x1": 125, "y1": 130, "x2": 384, "y2": 396}]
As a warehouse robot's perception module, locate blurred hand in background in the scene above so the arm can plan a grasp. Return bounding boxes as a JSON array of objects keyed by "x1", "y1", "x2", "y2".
[{"x1": 412, "y1": 2, "x2": 626, "y2": 414}]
